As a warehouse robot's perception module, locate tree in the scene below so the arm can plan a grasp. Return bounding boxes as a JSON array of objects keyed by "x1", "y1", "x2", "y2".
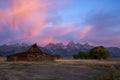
[
  {"x1": 89, "y1": 46, "x2": 109, "y2": 59},
  {"x1": 54, "y1": 54, "x2": 62, "y2": 59},
  {"x1": 73, "y1": 52, "x2": 90, "y2": 59},
  {"x1": 73, "y1": 46, "x2": 109, "y2": 59},
  {"x1": 73, "y1": 54, "x2": 79, "y2": 59}
]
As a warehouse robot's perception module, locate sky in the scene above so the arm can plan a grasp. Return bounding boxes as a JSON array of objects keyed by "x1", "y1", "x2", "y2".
[{"x1": 0, "y1": 0, "x2": 120, "y2": 47}]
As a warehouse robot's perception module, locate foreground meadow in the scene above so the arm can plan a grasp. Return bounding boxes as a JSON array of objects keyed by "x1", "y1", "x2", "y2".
[{"x1": 0, "y1": 59, "x2": 120, "y2": 80}]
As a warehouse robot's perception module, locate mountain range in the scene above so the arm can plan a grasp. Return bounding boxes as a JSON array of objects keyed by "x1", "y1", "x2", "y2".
[{"x1": 0, "y1": 42, "x2": 120, "y2": 58}]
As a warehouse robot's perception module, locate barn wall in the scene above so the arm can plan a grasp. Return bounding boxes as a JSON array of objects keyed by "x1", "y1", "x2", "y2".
[
  {"x1": 43, "y1": 55, "x2": 55, "y2": 61},
  {"x1": 0, "y1": 57, "x2": 6, "y2": 61},
  {"x1": 7, "y1": 53, "x2": 55, "y2": 61}
]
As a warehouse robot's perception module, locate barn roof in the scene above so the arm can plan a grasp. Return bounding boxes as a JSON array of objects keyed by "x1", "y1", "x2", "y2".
[
  {"x1": 26, "y1": 43, "x2": 43, "y2": 53},
  {"x1": 7, "y1": 43, "x2": 53, "y2": 56}
]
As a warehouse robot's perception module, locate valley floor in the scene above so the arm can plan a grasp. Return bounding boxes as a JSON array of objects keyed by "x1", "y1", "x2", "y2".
[{"x1": 0, "y1": 59, "x2": 120, "y2": 80}]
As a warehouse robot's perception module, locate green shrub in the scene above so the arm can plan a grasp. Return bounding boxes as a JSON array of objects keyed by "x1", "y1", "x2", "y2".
[
  {"x1": 73, "y1": 52, "x2": 90, "y2": 59},
  {"x1": 0, "y1": 77, "x2": 8, "y2": 80},
  {"x1": 54, "y1": 54, "x2": 62, "y2": 59}
]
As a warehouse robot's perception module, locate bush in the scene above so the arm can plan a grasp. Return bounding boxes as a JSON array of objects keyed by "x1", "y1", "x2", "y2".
[
  {"x1": 73, "y1": 52, "x2": 90, "y2": 59},
  {"x1": 73, "y1": 54, "x2": 79, "y2": 59},
  {"x1": 54, "y1": 54, "x2": 62, "y2": 59}
]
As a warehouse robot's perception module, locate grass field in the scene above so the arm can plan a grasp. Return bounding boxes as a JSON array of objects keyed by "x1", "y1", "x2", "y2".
[{"x1": 0, "y1": 59, "x2": 120, "y2": 80}]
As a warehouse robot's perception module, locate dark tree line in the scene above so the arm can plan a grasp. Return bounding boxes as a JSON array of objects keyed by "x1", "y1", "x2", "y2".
[
  {"x1": 53, "y1": 54, "x2": 62, "y2": 59},
  {"x1": 73, "y1": 46, "x2": 109, "y2": 59}
]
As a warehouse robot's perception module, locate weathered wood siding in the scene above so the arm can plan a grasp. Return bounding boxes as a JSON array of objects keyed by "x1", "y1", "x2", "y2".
[
  {"x1": 7, "y1": 52, "x2": 55, "y2": 61},
  {"x1": 0, "y1": 56, "x2": 6, "y2": 61},
  {"x1": 7, "y1": 44, "x2": 55, "y2": 61}
]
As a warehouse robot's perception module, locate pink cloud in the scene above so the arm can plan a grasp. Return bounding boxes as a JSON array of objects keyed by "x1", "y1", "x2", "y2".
[
  {"x1": 0, "y1": 0, "x2": 75, "y2": 44},
  {"x1": 0, "y1": 0, "x2": 49, "y2": 37},
  {"x1": 38, "y1": 24, "x2": 74, "y2": 45},
  {"x1": 37, "y1": 23, "x2": 93, "y2": 45},
  {"x1": 79, "y1": 26, "x2": 93, "y2": 39}
]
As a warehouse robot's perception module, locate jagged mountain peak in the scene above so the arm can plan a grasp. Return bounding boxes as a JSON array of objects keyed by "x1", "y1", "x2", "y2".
[
  {"x1": 83, "y1": 43, "x2": 93, "y2": 47},
  {"x1": 45, "y1": 42, "x2": 66, "y2": 49},
  {"x1": 67, "y1": 41, "x2": 76, "y2": 47},
  {"x1": 56, "y1": 43, "x2": 65, "y2": 47},
  {"x1": 8, "y1": 43, "x2": 28, "y2": 47},
  {"x1": 84, "y1": 43, "x2": 90, "y2": 46},
  {"x1": 45, "y1": 43, "x2": 56, "y2": 48},
  {"x1": 68, "y1": 41, "x2": 75, "y2": 44},
  {"x1": 21, "y1": 42, "x2": 29, "y2": 47}
]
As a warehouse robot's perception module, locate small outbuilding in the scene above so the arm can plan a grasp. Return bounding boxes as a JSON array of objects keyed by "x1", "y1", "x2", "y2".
[{"x1": 7, "y1": 44, "x2": 55, "y2": 61}]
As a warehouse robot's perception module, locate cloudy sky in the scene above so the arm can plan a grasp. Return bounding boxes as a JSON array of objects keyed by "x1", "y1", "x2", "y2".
[{"x1": 0, "y1": 0, "x2": 120, "y2": 47}]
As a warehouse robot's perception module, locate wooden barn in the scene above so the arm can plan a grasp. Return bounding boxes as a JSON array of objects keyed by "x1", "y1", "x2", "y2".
[
  {"x1": 7, "y1": 44, "x2": 55, "y2": 61},
  {"x1": 0, "y1": 56, "x2": 6, "y2": 61}
]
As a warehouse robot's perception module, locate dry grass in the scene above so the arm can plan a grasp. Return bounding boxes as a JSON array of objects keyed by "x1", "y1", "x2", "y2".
[
  {"x1": 55, "y1": 59, "x2": 120, "y2": 65},
  {"x1": 0, "y1": 59, "x2": 120, "y2": 80}
]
